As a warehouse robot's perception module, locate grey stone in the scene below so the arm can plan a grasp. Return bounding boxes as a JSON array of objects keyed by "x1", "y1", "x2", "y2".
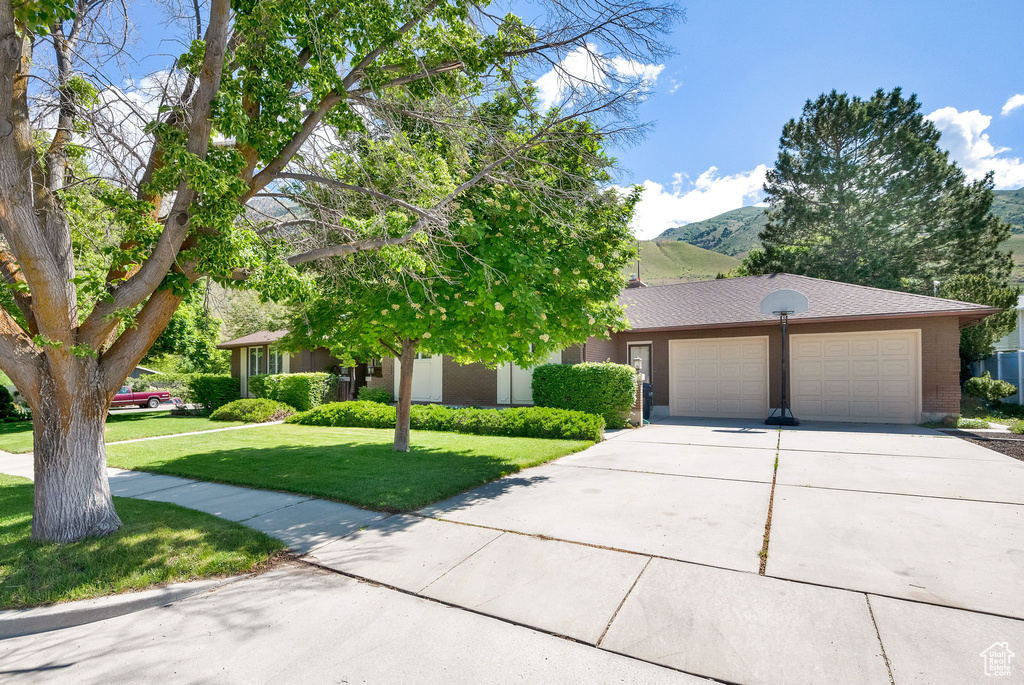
[
  {"x1": 243, "y1": 498, "x2": 387, "y2": 553},
  {"x1": 600, "y1": 558, "x2": 891, "y2": 685},
  {"x1": 422, "y1": 463, "x2": 771, "y2": 572},
  {"x1": 136, "y1": 481, "x2": 311, "y2": 521},
  {"x1": 776, "y1": 449, "x2": 1024, "y2": 503},
  {"x1": 0, "y1": 563, "x2": 697, "y2": 684},
  {"x1": 561, "y1": 440, "x2": 776, "y2": 482},
  {"x1": 422, "y1": 532, "x2": 649, "y2": 643},
  {"x1": 767, "y1": 485, "x2": 1024, "y2": 618},
  {"x1": 869, "y1": 594, "x2": 1024, "y2": 684},
  {"x1": 305, "y1": 514, "x2": 502, "y2": 591}
]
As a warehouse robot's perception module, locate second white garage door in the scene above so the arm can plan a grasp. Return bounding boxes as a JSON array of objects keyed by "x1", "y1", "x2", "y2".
[
  {"x1": 790, "y1": 330, "x2": 921, "y2": 424},
  {"x1": 669, "y1": 337, "x2": 769, "y2": 418}
]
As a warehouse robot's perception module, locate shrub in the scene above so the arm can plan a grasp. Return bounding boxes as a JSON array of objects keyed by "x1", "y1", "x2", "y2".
[
  {"x1": 963, "y1": 372, "x2": 1018, "y2": 403},
  {"x1": 146, "y1": 372, "x2": 193, "y2": 396},
  {"x1": 210, "y1": 398, "x2": 296, "y2": 423},
  {"x1": 357, "y1": 386, "x2": 393, "y2": 404},
  {"x1": 532, "y1": 362, "x2": 637, "y2": 428},
  {"x1": 288, "y1": 400, "x2": 396, "y2": 429},
  {"x1": 128, "y1": 376, "x2": 153, "y2": 392},
  {"x1": 1011, "y1": 420, "x2": 1024, "y2": 435},
  {"x1": 248, "y1": 372, "x2": 334, "y2": 411},
  {"x1": 185, "y1": 374, "x2": 240, "y2": 411},
  {"x1": 287, "y1": 402, "x2": 604, "y2": 441},
  {"x1": 0, "y1": 386, "x2": 17, "y2": 420},
  {"x1": 957, "y1": 417, "x2": 990, "y2": 429}
]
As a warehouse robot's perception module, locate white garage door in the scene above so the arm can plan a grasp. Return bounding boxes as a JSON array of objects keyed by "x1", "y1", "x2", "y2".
[
  {"x1": 790, "y1": 330, "x2": 920, "y2": 424},
  {"x1": 669, "y1": 337, "x2": 769, "y2": 418}
]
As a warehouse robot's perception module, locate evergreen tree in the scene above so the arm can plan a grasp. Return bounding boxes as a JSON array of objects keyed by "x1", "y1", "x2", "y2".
[{"x1": 742, "y1": 88, "x2": 1013, "y2": 293}]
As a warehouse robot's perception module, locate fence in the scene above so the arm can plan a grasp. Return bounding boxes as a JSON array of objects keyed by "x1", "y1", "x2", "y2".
[{"x1": 974, "y1": 350, "x2": 1023, "y2": 404}]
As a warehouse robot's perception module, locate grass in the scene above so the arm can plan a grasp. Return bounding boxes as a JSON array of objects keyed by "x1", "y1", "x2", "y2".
[
  {"x1": 106, "y1": 425, "x2": 592, "y2": 511},
  {"x1": 0, "y1": 411, "x2": 245, "y2": 454},
  {"x1": 0, "y1": 473, "x2": 283, "y2": 609},
  {"x1": 622, "y1": 241, "x2": 741, "y2": 285},
  {"x1": 1002, "y1": 234, "x2": 1024, "y2": 284}
]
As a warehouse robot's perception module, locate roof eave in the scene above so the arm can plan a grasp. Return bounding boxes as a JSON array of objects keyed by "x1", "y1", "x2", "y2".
[{"x1": 622, "y1": 308, "x2": 1002, "y2": 335}]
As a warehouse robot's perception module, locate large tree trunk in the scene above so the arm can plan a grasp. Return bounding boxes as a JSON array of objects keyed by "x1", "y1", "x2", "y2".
[
  {"x1": 394, "y1": 338, "x2": 417, "y2": 452},
  {"x1": 30, "y1": 372, "x2": 121, "y2": 543}
]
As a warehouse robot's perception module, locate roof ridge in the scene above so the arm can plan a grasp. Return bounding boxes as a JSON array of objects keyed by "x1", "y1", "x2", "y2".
[{"x1": 779, "y1": 273, "x2": 992, "y2": 310}]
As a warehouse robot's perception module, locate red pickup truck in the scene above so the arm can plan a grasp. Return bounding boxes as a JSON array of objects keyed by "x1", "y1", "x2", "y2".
[{"x1": 111, "y1": 385, "x2": 171, "y2": 409}]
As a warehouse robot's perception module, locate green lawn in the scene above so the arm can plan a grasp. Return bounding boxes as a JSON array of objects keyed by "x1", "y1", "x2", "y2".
[
  {"x1": 0, "y1": 412, "x2": 245, "y2": 454},
  {"x1": 0, "y1": 473, "x2": 283, "y2": 609},
  {"x1": 106, "y1": 425, "x2": 592, "y2": 511}
]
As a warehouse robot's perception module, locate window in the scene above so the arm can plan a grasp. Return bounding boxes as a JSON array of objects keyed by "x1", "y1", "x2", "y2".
[
  {"x1": 248, "y1": 346, "x2": 263, "y2": 375},
  {"x1": 367, "y1": 357, "x2": 384, "y2": 378},
  {"x1": 268, "y1": 347, "x2": 285, "y2": 374},
  {"x1": 414, "y1": 352, "x2": 429, "y2": 360},
  {"x1": 118, "y1": 386, "x2": 130, "y2": 395}
]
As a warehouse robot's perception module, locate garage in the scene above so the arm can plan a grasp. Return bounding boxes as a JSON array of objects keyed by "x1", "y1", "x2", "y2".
[
  {"x1": 790, "y1": 330, "x2": 921, "y2": 424},
  {"x1": 669, "y1": 337, "x2": 769, "y2": 418}
]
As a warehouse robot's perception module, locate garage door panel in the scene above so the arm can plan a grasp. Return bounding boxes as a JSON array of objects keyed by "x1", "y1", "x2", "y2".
[
  {"x1": 670, "y1": 338, "x2": 768, "y2": 419},
  {"x1": 791, "y1": 331, "x2": 919, "y2": 424}
]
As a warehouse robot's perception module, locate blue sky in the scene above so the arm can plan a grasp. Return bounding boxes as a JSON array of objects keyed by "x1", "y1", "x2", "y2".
[
  {"x1": 606, "y1": 0, "x2": 1024, "y2": 237},
  {"x1": 122, "y1": 0, "x2": 1024, "y2": 239}
]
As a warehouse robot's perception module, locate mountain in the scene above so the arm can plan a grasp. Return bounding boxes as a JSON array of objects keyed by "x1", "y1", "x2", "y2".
[
  {"x1": 623, "y1": 241, "x2": 740, "y2": 286},
  {"x1": 654, "y1": 206, "x2": 767, "y2": 256},
  {"x1": 992, "y1": 189, "x2": 1024, "y2": 233}
]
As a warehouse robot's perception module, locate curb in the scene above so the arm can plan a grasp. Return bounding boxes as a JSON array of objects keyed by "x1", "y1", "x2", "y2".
[{"x1": 0, "y1": 574, "x2": 248, "y2": 640}]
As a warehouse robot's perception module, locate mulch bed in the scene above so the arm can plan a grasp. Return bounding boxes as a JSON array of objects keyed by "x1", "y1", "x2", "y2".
[{"x1": 941, "y1": 429, "x2": 1024, "y2": 462}]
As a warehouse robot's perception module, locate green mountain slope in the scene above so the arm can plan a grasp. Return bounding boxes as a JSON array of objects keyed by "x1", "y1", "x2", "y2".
[
  {"x1": 993, "y1": 189, "x2": 1024, "y2": 233},
  {"x1": 654, "y1": 206, "x2": 767, "y2": 256},
  {"x1": 623, "y1": 241, "x2": 740, "y2": 285}
]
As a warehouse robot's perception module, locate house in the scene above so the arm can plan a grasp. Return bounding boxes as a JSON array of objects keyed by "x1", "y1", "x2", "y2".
[
  {"x1": 973, "y1": 294, "x2": 1024, "y2": 404},
  {"x1": 220, "y1": 273, "x2": 998, "y2": 424}
]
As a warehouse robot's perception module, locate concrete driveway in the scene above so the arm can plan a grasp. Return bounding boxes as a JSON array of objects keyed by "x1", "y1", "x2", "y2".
[{"x1": 304, "y1": 417, "x2": 1024, "y2": 685}]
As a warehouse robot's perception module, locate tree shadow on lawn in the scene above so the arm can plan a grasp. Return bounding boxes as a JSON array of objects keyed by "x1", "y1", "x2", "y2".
[
  {"x1": 0, "y1": 481, "x2": 282, "y2": 610},
  {"x1": 112, "y1": 439, "x2": 570, "y2": 513}
]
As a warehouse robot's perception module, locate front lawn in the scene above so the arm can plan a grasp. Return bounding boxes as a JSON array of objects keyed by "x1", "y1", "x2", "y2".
[
  {"x1": 0, "y1": 474, "x2": 283, "y2": 609},
  {"x1": 0, "y1": 412, "x2": 245, "y2": 454},
  {"x1": 105, "y1": 425, "x2": 592, "y2": 511}
]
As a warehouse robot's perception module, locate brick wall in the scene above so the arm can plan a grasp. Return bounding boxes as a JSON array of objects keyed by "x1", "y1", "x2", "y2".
[
  {"x1": 611, "y1": 316, "x2": 962, "y2": 418},
  {"x1": 442, "y1": 357, "x2": 498, "y2": 406},
  {"x1": 583, "y1": 336, "x2": 617, "y2": 363}
]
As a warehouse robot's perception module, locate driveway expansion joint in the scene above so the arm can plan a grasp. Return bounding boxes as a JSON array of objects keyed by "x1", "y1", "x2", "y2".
[{"x1": 865, "y1": 594, "x2": 897, "y2": 685}]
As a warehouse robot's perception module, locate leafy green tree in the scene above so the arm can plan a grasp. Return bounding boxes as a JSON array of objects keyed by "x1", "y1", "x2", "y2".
[
  {"x1": 939, "y1": 275, "x2": 1019, "y2": 374},
  {"x1": 0, "y1": 0, "x2": 678, "y2": 541},
  {"x1": 291, "y1": 120, "x2": 639, "y2": 450},
  {"x1": 742, "y1": 88, "x2": 1013, "y2": 292},
  {"x1": 145, "y1": 283, "x2": 229, "y2": 373}
]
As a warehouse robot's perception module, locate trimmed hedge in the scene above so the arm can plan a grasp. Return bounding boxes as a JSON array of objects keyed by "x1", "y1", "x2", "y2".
[
  {"x1": 286, "y1": 401, "x2": 604, "y2": 442},
  {"x1": 210, "y1": 398, "x2": 296, "y2": 423},
  {"x1": 532, "y1": 362, "x2": 637, "y2": 428},
  {"x1": 248, "y1": 372, "x2": 334, "y2": 411},
  {"x1": 186, "y1": 374, "x2": 240, "y2": 411},
  {"x1": 357, "y1": 386, "x2": 393, "y2": 404},
  {"x1": 0, "y1": 386, "x2": 17, "y2": 420},
  {"x1": 963, "y1": 372, "x2": 1018, "y2": 403}
]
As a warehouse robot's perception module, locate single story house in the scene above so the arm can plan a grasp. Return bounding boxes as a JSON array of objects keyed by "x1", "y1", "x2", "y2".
[{"x1": 218, "y1": 273, "x2": 998, "y2": 424}]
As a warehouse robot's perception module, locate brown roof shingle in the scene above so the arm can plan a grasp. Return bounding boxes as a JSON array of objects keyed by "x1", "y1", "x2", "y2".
[
  {"x1": 217, "y1": 329, "x2": 289, "y2": 349},
  {"x1": 619, "y1": 273, "x2": 999, "y2": 332}
]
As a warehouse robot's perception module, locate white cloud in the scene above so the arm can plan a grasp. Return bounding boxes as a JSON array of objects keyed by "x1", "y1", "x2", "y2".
[
  {"x1": 926, "y1": 106, "x2": 1024, "y2": 189},
  {"x1": 535, "y1": 44, "x2": 663, "y2": 111},
  {"x1": 1002, "y1": 93, "x2": 1024, "y2": 116},
  {"x1": 622, "y1": 165, "x2": 768, "y2": 240},
  {"x1": 667, "y1": 79, "x2": 681, "y2": 94}
]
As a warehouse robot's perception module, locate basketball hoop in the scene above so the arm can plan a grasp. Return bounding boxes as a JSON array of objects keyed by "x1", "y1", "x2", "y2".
[{"x1": 759, "y1": 289, "x2": 809, "y2": 426}]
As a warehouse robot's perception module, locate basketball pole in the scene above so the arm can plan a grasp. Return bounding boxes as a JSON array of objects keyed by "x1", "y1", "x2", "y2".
[{"x1": 765, "y1": 310, "x2": 799, "y2": 426}]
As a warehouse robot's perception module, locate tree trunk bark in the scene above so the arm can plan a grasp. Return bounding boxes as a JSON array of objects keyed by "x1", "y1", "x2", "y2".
[
  {"x1": 394, "y1": 338, "x2": 417, "y2": 452},
  {"x1": 30, "y1": 375, "x2": 121, "y2": 543}
]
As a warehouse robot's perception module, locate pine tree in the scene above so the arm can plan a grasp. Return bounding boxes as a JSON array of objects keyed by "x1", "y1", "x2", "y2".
[{"x1": 742, "y1": 88, "x2": 1013, "y2": 293}]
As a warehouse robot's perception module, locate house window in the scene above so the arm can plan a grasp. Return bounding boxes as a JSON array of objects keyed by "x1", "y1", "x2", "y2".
[
  {"x1": 367, "y1": 357, "x2": 384, "y2": 378},
  {"x1": 268, "y1": 347, "x2": 285, "y2": 374},
  {"x1": 248, "y1": 346, "x2": 263, "y2": 375}
]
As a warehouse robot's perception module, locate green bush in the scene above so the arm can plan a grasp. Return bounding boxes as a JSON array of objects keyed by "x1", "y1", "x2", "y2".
[
  {"x1": 287, "y1": 402, "x2": 604, "y2": 441},
  {"x1": 957, "y1": 417, "x2": 990, "y2": 429},
  {"x1": 210, "y1": 398, "x2": 296, "y2": 423},
  {"x1": 185, "y1": 375, "x2": 240, "y2": 411},
  {"x1": 146, "y1": 372, "x2": 193, "y2": 396},
  {"x1": 963, "y1": 372, "x2": 1018, "y2": 403},
  {"x1": 357, "y1": 386, "x2": 393, "y2": 404},
  {"x1": 1011, "y1": 420, "x2": 1024, "y2": 435},
  {"x1": 0, "y1": 386, "x2": 17, "y2": 420},
  {"x1": 532, "y1": 362, "x2": 637, "y2": 428},
  {"x1": 248, "y1": 372, "x2": 334, "y2": 411}
]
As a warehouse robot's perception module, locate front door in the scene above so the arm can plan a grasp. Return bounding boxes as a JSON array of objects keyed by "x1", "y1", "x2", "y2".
[{"x1": 627, "y1": 343, "x2": 652, "y2": 384}]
